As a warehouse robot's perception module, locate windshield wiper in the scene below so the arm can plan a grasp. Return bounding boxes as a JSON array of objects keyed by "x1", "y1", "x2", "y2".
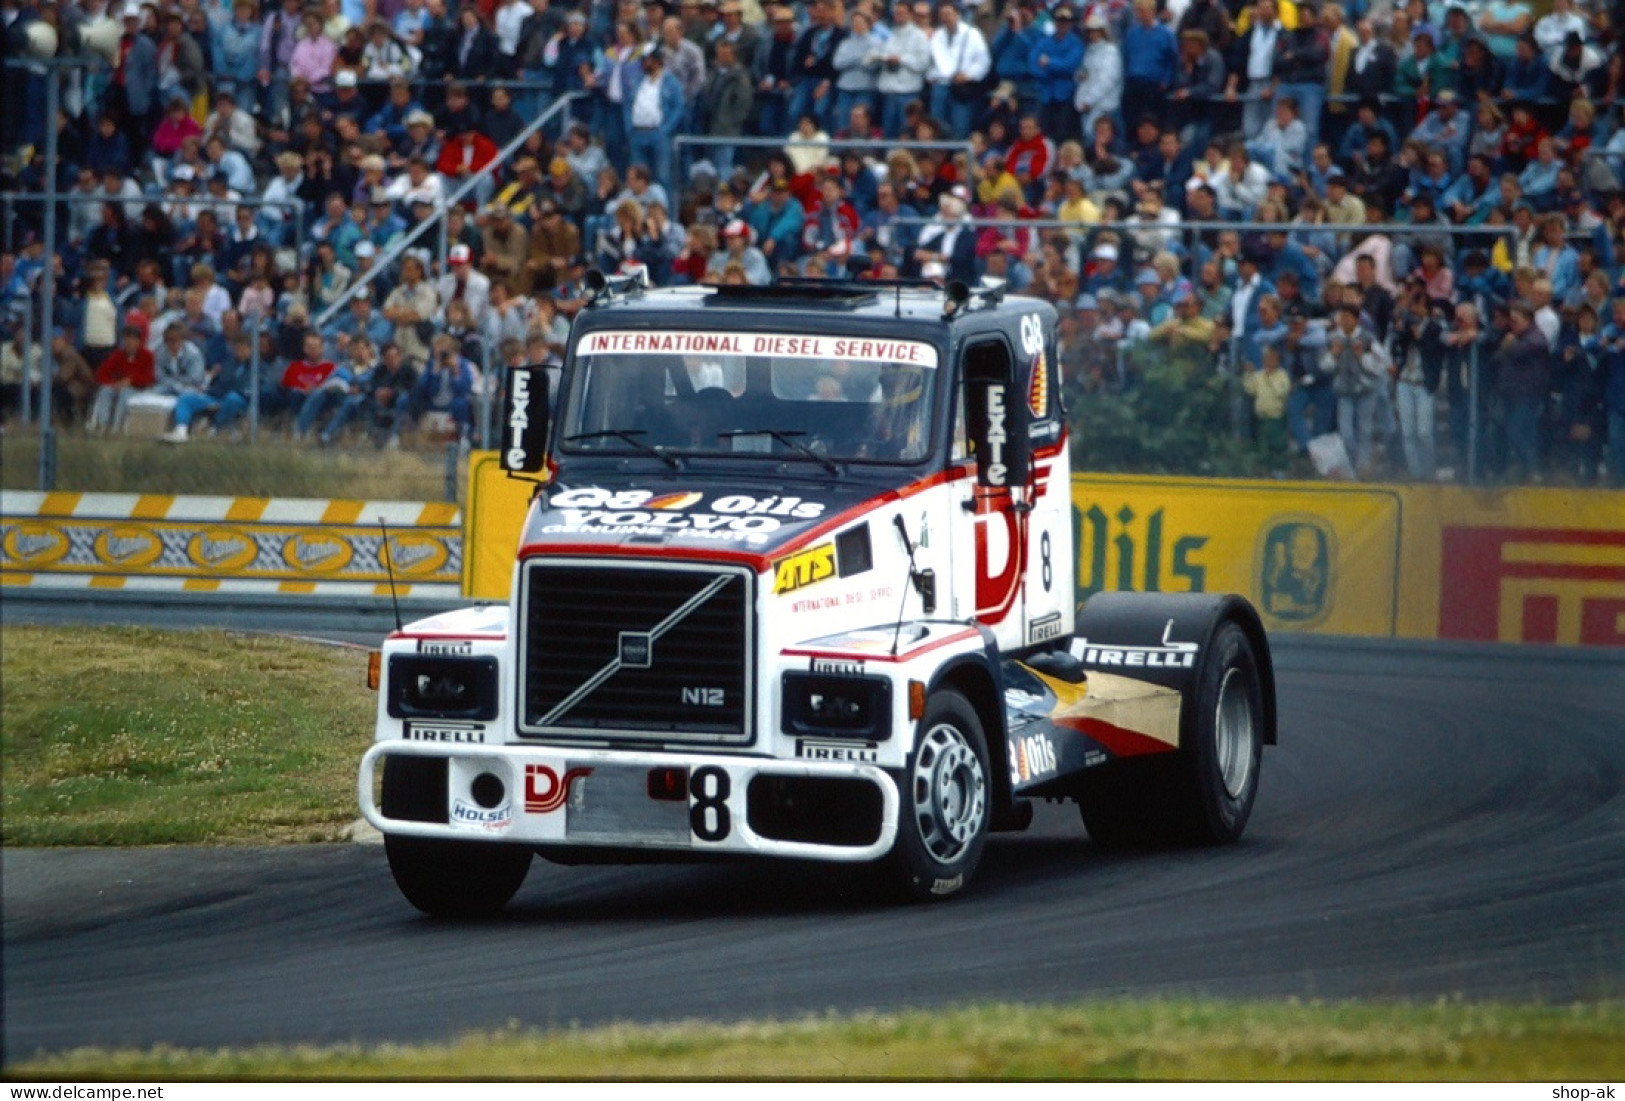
[
  {"x1": 718, "y1": 429, "x2": 842, "y2": 476},
  {"x1": 564, "y1": 429, "x2": 681, "y2": 470}
]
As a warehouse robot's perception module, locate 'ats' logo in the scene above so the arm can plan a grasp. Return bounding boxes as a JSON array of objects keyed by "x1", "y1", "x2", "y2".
[
  {"x1": 1440, "y1": 526, "x2": 1625, "y2": 646},
  {"x1": 1257, "y1": 517, "x2": 1334, "y2": 626},
  {"x1": 523, "y1": 764, "x2": 592, "y2": 814},
  {"x1": 774, "y1": 542, "x2": 836, "y2": 594}
]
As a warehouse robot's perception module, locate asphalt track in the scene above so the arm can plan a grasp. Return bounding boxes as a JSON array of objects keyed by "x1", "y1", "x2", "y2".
[{"x1": 4, "y1": 594, "x2": 1624, "y2": 1062}]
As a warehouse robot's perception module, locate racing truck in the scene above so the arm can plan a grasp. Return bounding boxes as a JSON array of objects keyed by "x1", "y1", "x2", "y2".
[{"x1": 359, "y1": 275, "x2": 1277, "y2": 916}]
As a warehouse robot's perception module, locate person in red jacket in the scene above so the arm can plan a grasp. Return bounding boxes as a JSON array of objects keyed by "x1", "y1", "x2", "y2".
[
  {"x1": 86, "y1": 325, "x2": 156, "y2": 433},
  {"x1": 437, "y1": 129, "x2": 500, "y2": 204},
  {"x1": 266, "y1": 330, "x2": 337, "y2": 428},
  {"x1": 1005, "y1": 115, "x2": 1054, "y2": 197}
]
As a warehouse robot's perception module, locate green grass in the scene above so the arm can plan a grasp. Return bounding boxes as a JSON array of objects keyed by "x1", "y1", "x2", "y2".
[
  {"x1": 13, "y1": 1000, "x2": 1625, "y2": 1079},
  {"x1": 0, "y1": 626, "x2": 376, "y2": 845},
  {"x1": 1, "y1": 432, "x2": 455, "y2": 501}
]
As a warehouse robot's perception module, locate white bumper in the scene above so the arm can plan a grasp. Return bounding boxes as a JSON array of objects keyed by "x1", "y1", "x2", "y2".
[{"x1": 358, "y1": 740, "x2": 900, "y2": 862}]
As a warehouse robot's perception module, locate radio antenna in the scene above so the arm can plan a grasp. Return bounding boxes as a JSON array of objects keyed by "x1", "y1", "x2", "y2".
[{"x1": 379, "y1": 518, "x2": 404, "y2": 633}]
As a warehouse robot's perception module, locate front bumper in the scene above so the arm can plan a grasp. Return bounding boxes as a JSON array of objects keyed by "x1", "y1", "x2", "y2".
[{"x1": 358, "y1": 740, "x2": 900, "y2": 862}]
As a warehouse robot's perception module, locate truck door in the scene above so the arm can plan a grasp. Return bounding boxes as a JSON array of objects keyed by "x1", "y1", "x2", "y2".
[{"x1": 946, "y1": 336, "x2": 1030, "y2": 653}]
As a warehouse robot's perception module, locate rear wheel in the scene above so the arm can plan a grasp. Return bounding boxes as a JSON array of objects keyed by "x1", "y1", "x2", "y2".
[
  {"x1": 1078, "y1": 621, "x2": 1263, "y2": 847},
  {"x1": 381, "y1": 757, "x2": 532, "y2": 918},
  {"x1": 888, "y1": 689, "x2": 990, "y2": 901}
]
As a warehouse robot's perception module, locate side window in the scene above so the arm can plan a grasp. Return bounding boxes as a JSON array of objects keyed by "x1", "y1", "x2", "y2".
[{"x1": 951, "y1": 385, "x2": 968, "y2": 463}]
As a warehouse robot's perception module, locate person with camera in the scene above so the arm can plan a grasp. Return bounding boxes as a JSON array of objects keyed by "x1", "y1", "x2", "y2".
[
  {"x1": 1324, "y1": 301, "x2": 1389, "y2": 477},
  {"x1": 408, "y1": 332, "x2": 478, "y2": 444}
]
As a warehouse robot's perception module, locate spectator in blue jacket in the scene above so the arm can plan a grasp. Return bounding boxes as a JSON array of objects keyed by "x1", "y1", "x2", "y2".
[
  {"x1": 1603, "y1": 297, "x2": 1625, "y2": 487},
  {"x1": 625, "y1": 49, "x2": 686, "y2": 198},
  {"x1": 409, "y1": 333, "x2": 478, "y2": 441},
  {"x1": 1121, "y1": 0, "x2": 1177, "y2": 114},
  {"x1": 214, "y1": 0, "x2": 263, "y2": 112},
  {"x1": 1031, "y1": 7, "x2": 1084, "y2": 145},
  {"x1": 989, "y1": 6, "x2": 1038, "y2": 117},
  {"x1": 748, "y1": 179, "x2": 807, "y2": 269}
]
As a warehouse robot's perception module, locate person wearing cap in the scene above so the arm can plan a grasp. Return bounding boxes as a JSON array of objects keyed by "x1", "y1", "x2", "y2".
[
  {"x1": 435, "y1": 244, "x2": 492, "y2": 328},
  {"x1": 526, "y1": 199, "x2": 582, "y2": 292},
  {"x1": 708, "y1": 219, "x2": 772, "y2": 284},
  {"x1": 1412, "y1": 91, "x2": 1470, "y2": 171},
  {"x1": 474, "y1": 202, "x2": 526, "y2": 294},
  {"x1": 1074, "y1": 8, "x2": 1122, "y2": 142},
  {"x1": 394, "y1": 109, "x2": 441, "y2": 170},
  {"x1": 712, "y1": 1, "x2": 759, "y2": 69},
  {"x1": 752, "y1": 6, "x2": 800, "y2": 140},
  {"x1": 746, "y1": 176, "x2": 807, "y2": 264},
  {"x1": 926, "y1": 3, "x2": 989, "y2": 139},
  {"x1": 1082, "y1": 241, "x2": 1127, "y2": 296}
]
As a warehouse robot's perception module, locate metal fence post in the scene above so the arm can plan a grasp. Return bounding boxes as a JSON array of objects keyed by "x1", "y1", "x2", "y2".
[
  {"x1": 20, "y1": 287, "x2": 32, "y2": 426},
  {"x1": 37, "y1": 63, "x2": 60, "y2": 493},
  {"x1": 249, "y1": 314, "x2": 262, "y2": 444},
  {"x1": 479, "y1": 338, "x2": 493, "y2": 452},
  {"x1": 1468, "y1": 340, "x2": 1480, "y2": 487},
  {"x1": 443, "y1": 438, "x2": 458, "y2": 503}
]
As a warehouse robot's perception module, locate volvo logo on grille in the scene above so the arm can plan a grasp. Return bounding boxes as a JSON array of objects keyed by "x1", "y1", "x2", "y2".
[{"x1": 619, "y1": 631, "x2": 653, "y2": 668}]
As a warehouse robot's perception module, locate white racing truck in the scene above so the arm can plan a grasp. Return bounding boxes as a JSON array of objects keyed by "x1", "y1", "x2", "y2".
[{"x1": 359, "y1": 276, "x2": 1277, "y2": 916}]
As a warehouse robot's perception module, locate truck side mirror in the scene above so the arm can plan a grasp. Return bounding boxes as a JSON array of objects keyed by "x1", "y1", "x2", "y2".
[
  {"x1": 500, "y1": 365, "x2": 551, "y2": 474},
  {"x1": 964, "y1": 352, "x2": 1030, "y2": 489}
]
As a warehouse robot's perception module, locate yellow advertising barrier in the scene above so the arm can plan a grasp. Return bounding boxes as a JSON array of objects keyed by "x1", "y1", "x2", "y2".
[
  {"x1": 0, "y1": 491, "x2": 463, "y2": 597},
  {"x1": 462, "y1": 453, "x2": 1625, "y2": 648},
  {"x1": 1069, "y1": 476, "x2": 1405, "y2": 638}
]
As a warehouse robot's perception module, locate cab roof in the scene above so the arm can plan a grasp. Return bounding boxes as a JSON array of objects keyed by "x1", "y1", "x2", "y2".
[{"x1": 578, "y1": 281, "x2": 1054, "y2": 332}]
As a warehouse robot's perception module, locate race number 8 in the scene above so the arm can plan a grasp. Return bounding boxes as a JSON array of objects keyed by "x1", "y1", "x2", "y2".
[
  {"x1": 690, "y1": 766, "x2": 731, "y2": 842},
  {"x1": 1040, "y1": 531, "x2": 1053, "y2": 591}
]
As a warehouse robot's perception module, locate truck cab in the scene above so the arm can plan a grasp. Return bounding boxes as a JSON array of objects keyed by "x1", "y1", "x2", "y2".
[{"x1": 360, "y1": 278, "x2": 1275, "y2": 916}]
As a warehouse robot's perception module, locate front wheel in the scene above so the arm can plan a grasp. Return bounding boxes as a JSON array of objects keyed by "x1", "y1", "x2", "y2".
[
  {"x1": 381, "y1": 757, "x2": 532, "y2": 918},
  {"x1": 887, "y1": 689, "x2": 990, "y2": 901}
]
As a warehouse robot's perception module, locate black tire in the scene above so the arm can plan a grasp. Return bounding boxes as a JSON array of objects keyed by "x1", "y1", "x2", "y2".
[
  {"x1": 381, "y1": 756, "x2": 532, "y2": 918},
  {"x1": 1078, "y1": 621, "x2": 1263, "y2": 847},
  {"x1": 887, "y1": 688, "x2": 991, "y2": 901},
  {"x1": 1178, "y1": 620, "x2": 1264, "y2": 844}
]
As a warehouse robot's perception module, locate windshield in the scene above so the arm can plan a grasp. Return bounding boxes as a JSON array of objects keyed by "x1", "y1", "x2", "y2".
[{"x1": 561, "y1": 330, "x2": 940, "y2": 464}]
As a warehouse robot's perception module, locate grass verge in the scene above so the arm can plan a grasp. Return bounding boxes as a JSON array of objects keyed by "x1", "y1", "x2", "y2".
[
  {"x1": 1, "y1": 432, "x2": 454, "y2": 501},
  {"x1": 13, "y1": 1000, "x2": 1625, "y2": 1079},
  {"x1": 0, "y1": 626, "x2": 375, "y2": 845}
]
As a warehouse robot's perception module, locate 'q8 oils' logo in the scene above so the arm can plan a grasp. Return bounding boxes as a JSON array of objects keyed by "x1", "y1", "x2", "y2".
[{"x1": 1256, "y1": 517, "x2": 1334, "y2": 626}]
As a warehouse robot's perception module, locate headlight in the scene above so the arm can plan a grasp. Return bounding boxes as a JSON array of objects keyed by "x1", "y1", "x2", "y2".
[
  {"x1": 387, "y1": 655, "x2": 500, "y2": 720},
  {"x1": 780, "y1": 672, "x2": 891, "y2": 740}
]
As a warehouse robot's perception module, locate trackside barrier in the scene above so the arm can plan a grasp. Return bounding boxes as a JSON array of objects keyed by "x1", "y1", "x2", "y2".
[
  {"x1": 0, "y1": 492, "x2": 462, "y2": 598},
  {"x1": 462, "y1": 455, "x2": 1625, "y2": 648}
]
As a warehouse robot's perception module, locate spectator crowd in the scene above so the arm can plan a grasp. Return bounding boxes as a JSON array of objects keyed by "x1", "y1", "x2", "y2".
[{"x1": 3, "y1": 0, "x2": 1625, "y2": 482}]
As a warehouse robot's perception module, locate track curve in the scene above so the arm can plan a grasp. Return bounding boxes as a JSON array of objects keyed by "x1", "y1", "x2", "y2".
[{"x1": 5, "y1": 633, "x2": 1624, "y2": 1061}]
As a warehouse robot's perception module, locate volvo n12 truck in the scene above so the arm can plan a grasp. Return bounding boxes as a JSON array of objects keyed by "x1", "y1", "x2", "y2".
[{"x1": 359, "y1": 275, "x2": 1277, "y2": 916}]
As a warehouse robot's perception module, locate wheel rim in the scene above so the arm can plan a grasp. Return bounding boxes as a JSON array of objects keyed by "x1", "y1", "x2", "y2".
[
  {"x1": 1214, "y1": 666, "x2": 1257, "y2": 801},
  {"x1": 910, "y1": 722, "x2": 987, "y2": 863}
]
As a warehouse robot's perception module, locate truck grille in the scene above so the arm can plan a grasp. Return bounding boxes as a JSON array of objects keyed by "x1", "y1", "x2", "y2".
[{"x1": 518, "y1": 561, "x2": 753, "y2": 744}]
